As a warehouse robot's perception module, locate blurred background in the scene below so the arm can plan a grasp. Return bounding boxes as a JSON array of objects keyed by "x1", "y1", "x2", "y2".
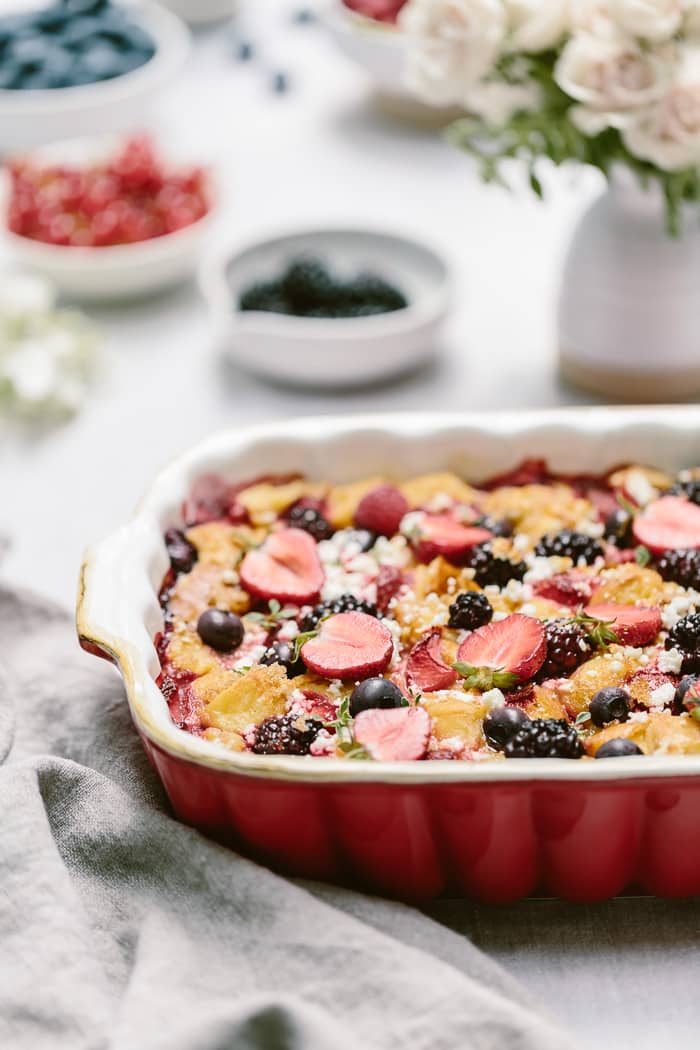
[{"x1": 0, "y1": 0, "x2": 628, "y2": 605}]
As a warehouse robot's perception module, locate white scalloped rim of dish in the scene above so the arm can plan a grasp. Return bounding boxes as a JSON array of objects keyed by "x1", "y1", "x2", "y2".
[{"x1": 77, "y1": 408, "x2": 700, "y2": 784}]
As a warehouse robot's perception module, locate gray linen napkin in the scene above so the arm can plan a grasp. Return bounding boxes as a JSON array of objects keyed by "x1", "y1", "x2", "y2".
[{"x1": 0, "y1": 586, "x2": 573, "y2": 1050}]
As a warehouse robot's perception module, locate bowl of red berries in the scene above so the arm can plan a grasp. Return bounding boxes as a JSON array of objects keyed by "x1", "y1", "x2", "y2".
[
  {"x1": 325, "y1": 0, "x2": 409, "y2": 100},
  {"x1": 0, "y1": 1, "x2": 191, "y2": 150},
  {"x1": 2, "y1": 133, "x2": 216, "y2": 300}
]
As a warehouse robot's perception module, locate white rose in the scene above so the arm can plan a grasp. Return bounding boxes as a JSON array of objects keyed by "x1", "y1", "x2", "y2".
[
  {"x1": 399, "y1": 0, "x2": 507, "y2": 107},
  {"x1": 555, "y1": 32, "x2": 673, "y2": 126},
  {"x1": 570, "y1": 0, "x2": 617, "y2": 36},
  {"x1": 624, "y1": 47, "x2": 700, "y2": 168},
  {"x1": 504, "y1": 0, "x2": 570, "y2": 53},
  {"x1": 609, "y1": 0, "x2": 683, "y2": 42}
]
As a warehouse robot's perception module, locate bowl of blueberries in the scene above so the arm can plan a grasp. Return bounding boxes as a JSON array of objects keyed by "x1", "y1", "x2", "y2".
[
  {"x1": 201, "y1": 228, "x2": 450, "y2": 387},
  {"x1": 0, "y1": 0, "x2": 191, "y2": 149}
]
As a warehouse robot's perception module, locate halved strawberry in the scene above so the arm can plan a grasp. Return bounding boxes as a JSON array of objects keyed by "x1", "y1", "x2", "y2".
[
  {"x1": 301, "y1": 611, "x2": 393, "y2": 680},
  {"x1": 354, "y1": 484, "x2": 409, "y2": 537},
  {"x1": 412, "y1": 514, "x2": 492, "y2": 566},
  {"x1": 456, "y1": 613, "x2": 546, "y2": 689},
  {"x1": 353, "y1": 705, "x2": 431, "y2": 761},
  {"x1": 584, "y1": 603, "x2": 661, "y2": 646},
  {"x1": 239, "y1": 528, "x2": 323, "y2": 604},
  {"x1": 405, "y1": 630, "x2": 458, "y2": 693},
  {"x1": 633, "y1": 496, "x2": 700, "y2": 553},
  {"x1": 533, "y1": 570, "x2": 598, "y2": 608}
]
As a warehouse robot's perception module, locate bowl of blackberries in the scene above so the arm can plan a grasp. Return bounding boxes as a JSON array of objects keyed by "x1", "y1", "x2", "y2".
[
  {"x1": 202, "y1": 228, "x2": 450, "y2": 387},
  {"x1": 0, "y1": 0, "x2": 191, "y2": 149}
]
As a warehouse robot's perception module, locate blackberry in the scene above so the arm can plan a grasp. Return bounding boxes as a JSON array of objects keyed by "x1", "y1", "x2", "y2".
[
  {"x1": 344, "y1": 273, "x2": 407, "y2": 313},
  {"x1": 239, "y1": 281, "x2": 290, "y2": 314},
  {"x1": 535, "y1": 530, "x2": 604, "y2": 565},
  {"x1": 657, "y1": 549, "x2": 700, "y2": 590},
  {"x1": 477, "y1": 515, "x2": 513, "y2": 538},
  {"x1": 252, "y1": 714, "x2": 323, "y2": 756},
  {"x1": 603, "y1": 508, "x2": 634, "y2": 548},
  {"x1": 448, "y1": 591, "x2": 493, "y2": 630},
  {"x1": 300, "y1": 593, "x2": 380, "y2": 632},
  {"x1": 665, "y1": 612, "x2": 700, "y2": 673},
  {"x1": 505, "y1": 718, "x2": 583, "y2": 759},
  {"x1": 539, "y1": 619, "x2": 592, "y2": 679},
  {"x1": 671, "y1": 478, "x2": 700, "y2": 505},
  {"x1": 286, "y1": 504, "x2": 333, "y2": 542},
  {"x1": 469, "y1": 544, "x2": 527, "y2": 589}
]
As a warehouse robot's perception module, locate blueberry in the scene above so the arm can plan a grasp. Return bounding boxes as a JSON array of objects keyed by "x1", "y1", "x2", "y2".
[
  {"x1": 259, "y1": 640, "x2": 305, "y2": 678},
  {"x1": 349, "y1": 677, "x2": 404, "y2": 716},
  {"x1": 674, "y1": 675, "x2": 700, "y2": 714},
  {"x1": 589, "y1": 687, "x2": 630, "y2": 727},
  {"x1": 595, "y1": 738, "x2": 643, "y2": 758},
  {"x1": 483, "y1": 706, "x2": 529, "y2": 749},
  {"x1": 197, "y1": 609, "x2": 244, "y2": 652},
  {"x1": 165, "y1": 528, "x2": 198, "y2": 575}
]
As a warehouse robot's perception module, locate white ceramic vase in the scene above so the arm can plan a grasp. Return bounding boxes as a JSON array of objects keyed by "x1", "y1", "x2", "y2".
[{"x1": 558, "y1": 172, "x2": 700, "y2": 401}]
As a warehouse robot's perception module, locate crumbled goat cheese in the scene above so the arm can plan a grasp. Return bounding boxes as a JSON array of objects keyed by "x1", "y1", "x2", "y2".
[
  {"x1": 512, "y1": 533, "x2": 529, "y2": 552},
  {"x1": 524, "y1": 556, "x2": 558, "y2": 582},
  {"x1": 628, "y1": 711, "x2": 649, "y2": 724},
  {"x1": 650, "y1": 683, "x2": 676, "y2": 710},
  {"x1": 372, "y1": 534, "x2": 411, "y2": 568},
  {"x1": 575, "y1": 519, "x2": 605, "y2": 539},
  {"x1": 625, "y1": 470, "x2": 658, "y2": 508},
  {"x1": 277, "y1": 619, "x2": 299, "y2": 641},
  {"x1": 425, "y1": 492, "x2": 454, "y2": 513},
  {"x1": 662, "y1": 593, "x2": 700, "y2": 630},
  {"x1": 502, "y1": 579, "x2": 526, "y2": 603},
  {"x1": 399, "y1": 511, "x2": 425, "y2": 539},
  {"x1": 658, "y1": 647, "x2": 684, "y2": 674},
  {"x1": 482, "y1": 688, "x2": 506, "y2": 708}
]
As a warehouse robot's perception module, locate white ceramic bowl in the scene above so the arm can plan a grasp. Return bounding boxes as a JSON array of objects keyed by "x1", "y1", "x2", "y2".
[
  {"x1": 200, "y1": 228, "x2": 450, "y2": 387},
  {"x1": 0, "y1": 2, "x2": 191, "y2": 151},
  {"x1": 2, "y1": 136, "x2": 217, "y2": 301}
]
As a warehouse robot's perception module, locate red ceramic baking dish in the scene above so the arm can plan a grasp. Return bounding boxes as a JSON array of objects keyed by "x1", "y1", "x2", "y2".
[{"x1": 77, "y1": 409, "x2": 700, "y2": 902}]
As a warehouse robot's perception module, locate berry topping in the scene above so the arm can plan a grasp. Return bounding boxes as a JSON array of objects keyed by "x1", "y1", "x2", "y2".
[
  {"x1": 504, "y1": 718, "x2": 584, "y2": 759},
  {"x1": 354, "y1": 484, "x2": 409, "y2": 537},
  {"x1": 252, "y1": 714, "x2": 323, "y2": 756},
  {"x1": 468, "y1": 545, "x2": 527, "y2": 589},
  {"x1": 595, "y1": 738, "x2": 643, "y2": 758},
  {"x1": 532, "y1": 569, "x2": 597, "y2": 607},
  {"x1": 455, "y1": 613, "x2": 547, "y2": 690},
  {"x1": 405, "y1": 630, "x2": 458, "y2": 693},
  {"x1": 656, "y1": 548, "x2": 700, "y2": 589},
  {"x1": 240, "y1": 528, "x2": 324, "y2": 605},
  {"x1": 539, "y1": 619, "x2": 593, "y2": 679},
  {"x1": 301, "y1": 593, "x2": 380, "y2": 632},
  {"x1": 603, "y1": 508, "x2": 634, "y2": 547},
  {"x1": 674, "y1": 675, "x2": 700, "y2": 713},
  {"x1": 164, "y1": 528, "x2": 198, "y2": 576},
  {"x1": 196, "y1": 609, "x2": 245, "y2": 653},
  {"x1": 353, "y1": 705, "x2": 431, "y2": 761},
  {"x1": 483, "y1": 705, "x2": 529, "y2": 749},
  {"x1": 285, "y1": 504, "x2": 333, "y2": 542},
  {"x1": 301, "y1": 611, "x2": 394, "y2": 680},
  {"x1": 412, "y1": 515, "x2": 492, "y2": 566},
  {"x1": 583, "y1": 603, "x2": 661, "y2": 647},
  {"x1": 349, "y1": 677, "x2": 404, "y2": 716},
  {"x1": 259, "y1": 640, "x2": 306, "y2": 678},
  {"x1": 375, "y1": 564, "x2": 404, "y2": 611},
  {"x1": 447, "y1": 591, "x2": 493, "y2": 631},
  {"x1": 632, "y1": 496, "x2": 700, "y2": 553},
  {"x1": 589, "y1": 687, "x2": 631, "y2": 726},
  {"x1": 534, "y1": 530, "x2": 604, "y2": 565},
  {"x1": 665, "y1": 612, "x2": 700, "y2": 673}
]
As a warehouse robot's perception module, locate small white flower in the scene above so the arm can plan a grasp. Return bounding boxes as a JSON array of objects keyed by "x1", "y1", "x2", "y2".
[
  {"x1": 504, "y1": 0, "x2": 570, "y2": 53},
  {"x1": 400, "y1": 0, "x2": 507, "y2": 107},
  {"x1": 465, "y1": 79, "x2": 542, "y2": 122},
  {"x1": 623, "y1": 47, "x2": 700, "y2": 169},
  {"x1": 609, "y1": 0, "x2": 683, "y2": 43}
]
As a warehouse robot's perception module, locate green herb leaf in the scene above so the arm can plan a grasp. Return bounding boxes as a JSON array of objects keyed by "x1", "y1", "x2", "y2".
[
  {"x1": 635, "y1": 545, "x2": 652, "y2": 567},
  {"x1": 292, "y1": 629, "x2": 319, "y2": 662},
  {"x1": 453, "y1": 662, "x2": 520, "y2": 691},
  {"x1": 575, "y1": 711, "x2": 592, "y2": 725},
  {"x1": 572, "y1": 608, "x2": 620, "y2": 648}
]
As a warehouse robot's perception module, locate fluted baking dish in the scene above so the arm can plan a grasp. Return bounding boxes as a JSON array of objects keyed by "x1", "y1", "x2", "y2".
[{"x1": 77, "y1": 409, "x2": 700, "y2": 902}]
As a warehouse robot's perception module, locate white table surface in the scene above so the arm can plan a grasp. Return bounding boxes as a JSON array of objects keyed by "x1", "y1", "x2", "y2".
[{"x1": 5, "y1": 8, "x2": 690, "y2": 1050}]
